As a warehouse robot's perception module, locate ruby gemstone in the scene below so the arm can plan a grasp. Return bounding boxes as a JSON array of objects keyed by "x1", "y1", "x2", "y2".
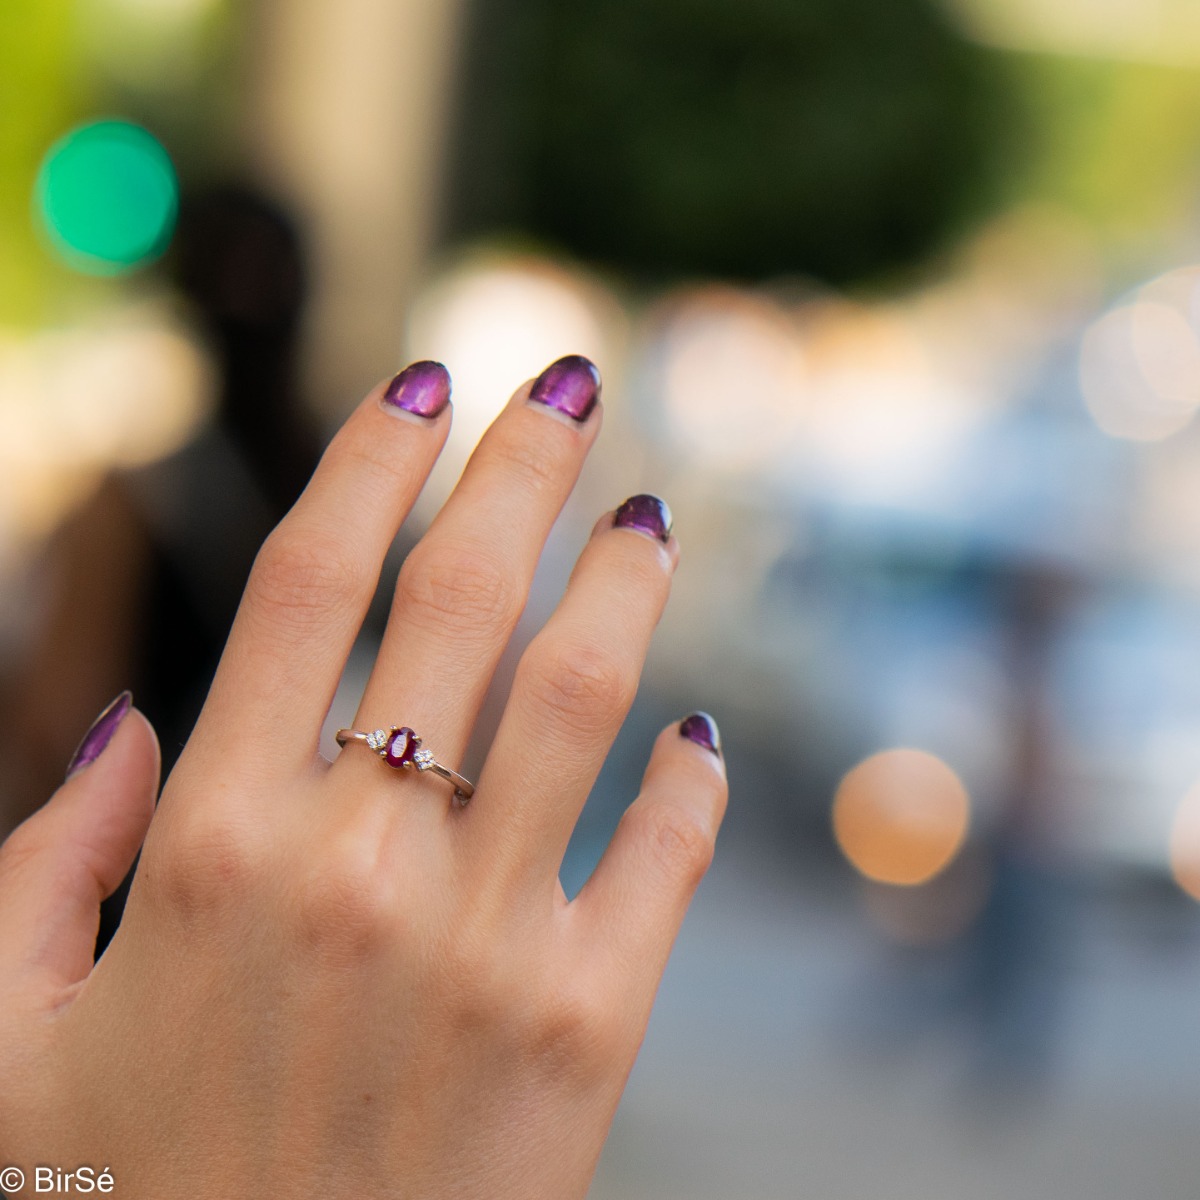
[{"x1": 385, "y1": 727, "x2": 418, "y2": 767}]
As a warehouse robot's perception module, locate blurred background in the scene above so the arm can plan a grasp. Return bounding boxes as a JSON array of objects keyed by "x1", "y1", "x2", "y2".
[{"x1": 6, "y1": 0, "x2": 1200, "y2": 1194}]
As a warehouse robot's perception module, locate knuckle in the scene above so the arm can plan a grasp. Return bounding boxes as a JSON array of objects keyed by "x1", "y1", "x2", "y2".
[
  {"x1": 396, "y1": 542, "x2": 518, "y2": 632},
  {"x1": 324, "y1": 424, "x2": 397, "y2": 486},
  {"x1": 295, "y1": 844, "x2": 393, "y2": 963},
  {"x1": 416, "y1": 919, "x2": 622, "y2": 1076},
  {"x1": 634, "y1": 801, "x2": 715, "y2": 885},
  {"x1": 432, "y1": 922, "x2": 517, "y2": 1027},
  {"x1": 524, "y1": 974, "x2": 618, "y2": 1073},
  {"x1": 487, "y1": 425, "x2": 562, "y2": 495},
  {"x1": 0, "y1": 821, "x2": 41, "y2": 879},
  {"x1": 520, "y1": 639, "x2": 633, "y2": 737},
  {"x1": 148, "y1": 803, "x2": 273, "y2": 915},
  {"x1": 247, "y1": 528, "x2": 361, "y2": 632}
]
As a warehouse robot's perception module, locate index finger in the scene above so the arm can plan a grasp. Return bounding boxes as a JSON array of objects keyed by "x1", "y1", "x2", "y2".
[{"x1": 192, "y1": 363, "x2": 452, "y2": 772}]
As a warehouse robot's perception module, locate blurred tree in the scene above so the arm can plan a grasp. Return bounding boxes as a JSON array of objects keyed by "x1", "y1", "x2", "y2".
[
  {"x1": 0, "y1": 0, "x2": 80, "y2": 323},
  {"x1": 443, "y1": 0, "x2": 1020, "y2": 284}
]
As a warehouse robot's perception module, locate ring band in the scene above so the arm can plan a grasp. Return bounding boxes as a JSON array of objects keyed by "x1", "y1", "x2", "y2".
[{"x1": 335, "y1": 726, "x2": 475, "y2": 805}]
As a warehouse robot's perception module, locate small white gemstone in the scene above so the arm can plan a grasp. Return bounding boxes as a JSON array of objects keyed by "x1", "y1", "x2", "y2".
[
  {"x1": 366, "y1": 729, "x2": 387, "y2": 751},
  {"x1": 413, "y1": 748, "x2": 434, "y2": 771}
]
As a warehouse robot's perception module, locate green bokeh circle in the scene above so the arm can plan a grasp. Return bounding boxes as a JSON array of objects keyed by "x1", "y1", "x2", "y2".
[{"x1": 36, "y1": 120, "x2": 178, "y2": 275}]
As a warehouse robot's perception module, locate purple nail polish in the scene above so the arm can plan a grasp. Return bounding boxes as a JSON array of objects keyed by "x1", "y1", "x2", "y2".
[
  {"x1": 383, "y1": 360, "x2": 451, "y2": 418},
  {"x1": 66, "y1": 691, "x2": 132, "y2": 779},
  {"x1": 614, "y1": 494, "x2": 672, "y2": 543},
  {"x1": 680, "y1": 711, "x2": 720, "y2": 756},
  {"x1": 529, "y1": 354, "x2": 600, "y2": 421}
]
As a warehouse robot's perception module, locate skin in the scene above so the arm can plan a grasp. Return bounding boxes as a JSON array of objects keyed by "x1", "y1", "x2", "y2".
[{"x1": 0, "y1": 365, "x2": 728, "y2": 1198}]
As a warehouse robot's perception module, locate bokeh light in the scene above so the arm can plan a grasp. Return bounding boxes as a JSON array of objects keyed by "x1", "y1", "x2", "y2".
[
  {"x1": 653, "y1": 287, "x2": 806, "y2": 471},
  {"x1": 89, "y1": 0, "x2": 219, "y2": 22},
  {"x1": 77, "y1": 0, "x2": 224, "y2": 91},
  {"x1": 797, "y1": 299, "x2": 970, "y2": 502},
  {"x1": 35, "y1": 120, "x2": 178, "y2": 275},
  {"x1": 0, "y1": 310, "x2": 212, "y2": 549},
  {"x1": 950, "y1": 0, "x2": 1200, "y2": 65},
  {"x1": 1169, "y1": 778, "x2": 1200, "y2": 901},
  {"x1": 407, "y1": 254, "x2": 615, "y2": 449},
  {"x1": 1081, "y1": 268, "x2": 1200, "y2": 442},
  {"x1": 833, "y1": 748, "x2": 971, "y2": 886}
]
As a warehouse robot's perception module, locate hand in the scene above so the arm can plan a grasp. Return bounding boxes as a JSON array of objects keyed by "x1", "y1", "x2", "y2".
[{"x1": 0, "y1": 357, "x2": 728, "y2": 1199}]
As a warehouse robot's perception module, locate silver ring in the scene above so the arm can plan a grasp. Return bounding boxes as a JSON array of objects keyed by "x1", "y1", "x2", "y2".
[{"x1": 335, "y1": 726, "x2": 475, "y2": 806}]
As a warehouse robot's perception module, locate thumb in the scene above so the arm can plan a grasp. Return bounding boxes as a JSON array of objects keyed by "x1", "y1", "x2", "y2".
[{"x1": 0, "y1": 691, "x2": 160, "y2": 998}]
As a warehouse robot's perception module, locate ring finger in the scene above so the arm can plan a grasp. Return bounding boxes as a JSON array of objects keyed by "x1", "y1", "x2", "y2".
[{"x1": 341, "y1": 355, "x2": 603, "y2": 798}]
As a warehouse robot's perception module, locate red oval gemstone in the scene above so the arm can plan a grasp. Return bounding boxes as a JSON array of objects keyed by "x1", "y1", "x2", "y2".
[{"x1": 384, "y1": 727, "x2": 417, "y2": 767}]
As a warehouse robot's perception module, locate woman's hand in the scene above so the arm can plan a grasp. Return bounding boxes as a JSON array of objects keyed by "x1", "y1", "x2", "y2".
[{"x1": 0, "y1": 357, "x2": 727, "y2": 1199}]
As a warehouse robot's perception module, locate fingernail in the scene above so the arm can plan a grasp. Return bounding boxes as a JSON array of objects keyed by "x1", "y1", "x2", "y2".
[
  {"x1": 529, "y1": 354, "x2": 600, "y2": 421},
  {"x1": 383, "y1": 360, "x2": 451, "y2": 418},
  {"x1": 614, "y1": 493, "x2": 672, "y2": 543},
  {"x1": 66, "y1": 691, "x2": 133, "y2": 780},
  {"x1": 680, "y1": 711, "x2": 721, "y2": 757}
]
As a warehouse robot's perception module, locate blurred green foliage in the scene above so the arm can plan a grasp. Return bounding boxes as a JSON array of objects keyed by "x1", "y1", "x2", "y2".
[
  {"x1": 0, "y1": 1, "x2": 83, "y2": 323},
  {"x1": 445, "y1": 0, "x2": 1200, "y2": 288},
  {"x1": 1012, "y1": 54, "x2": 1200, "y2": 252},
  {"x1": 445, "y1": 0, "x2": 1021, "y2": 284}
]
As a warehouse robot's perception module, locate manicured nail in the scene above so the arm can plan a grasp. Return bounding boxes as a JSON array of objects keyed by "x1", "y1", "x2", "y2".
[
  {"x1": 529, "y1": 354, "x2": 600, "y2": 421},
  {"x1": 383, "y1": 360, "x2": 451, "y2": 418},
  {"x1": 614, "y1": 493, "x2": 672, "y2": 543},
  {"x1": 680, "y1": 711, "x2": 721, "y2": 756},
  {"x1": 66, "y1": 691, "x2": 132, "y2": 779}
]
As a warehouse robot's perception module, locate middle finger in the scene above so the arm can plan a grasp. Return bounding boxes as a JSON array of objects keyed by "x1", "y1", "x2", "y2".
[{"x1": 345, "y1": 354, "x2": 602, "y2": 789}]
